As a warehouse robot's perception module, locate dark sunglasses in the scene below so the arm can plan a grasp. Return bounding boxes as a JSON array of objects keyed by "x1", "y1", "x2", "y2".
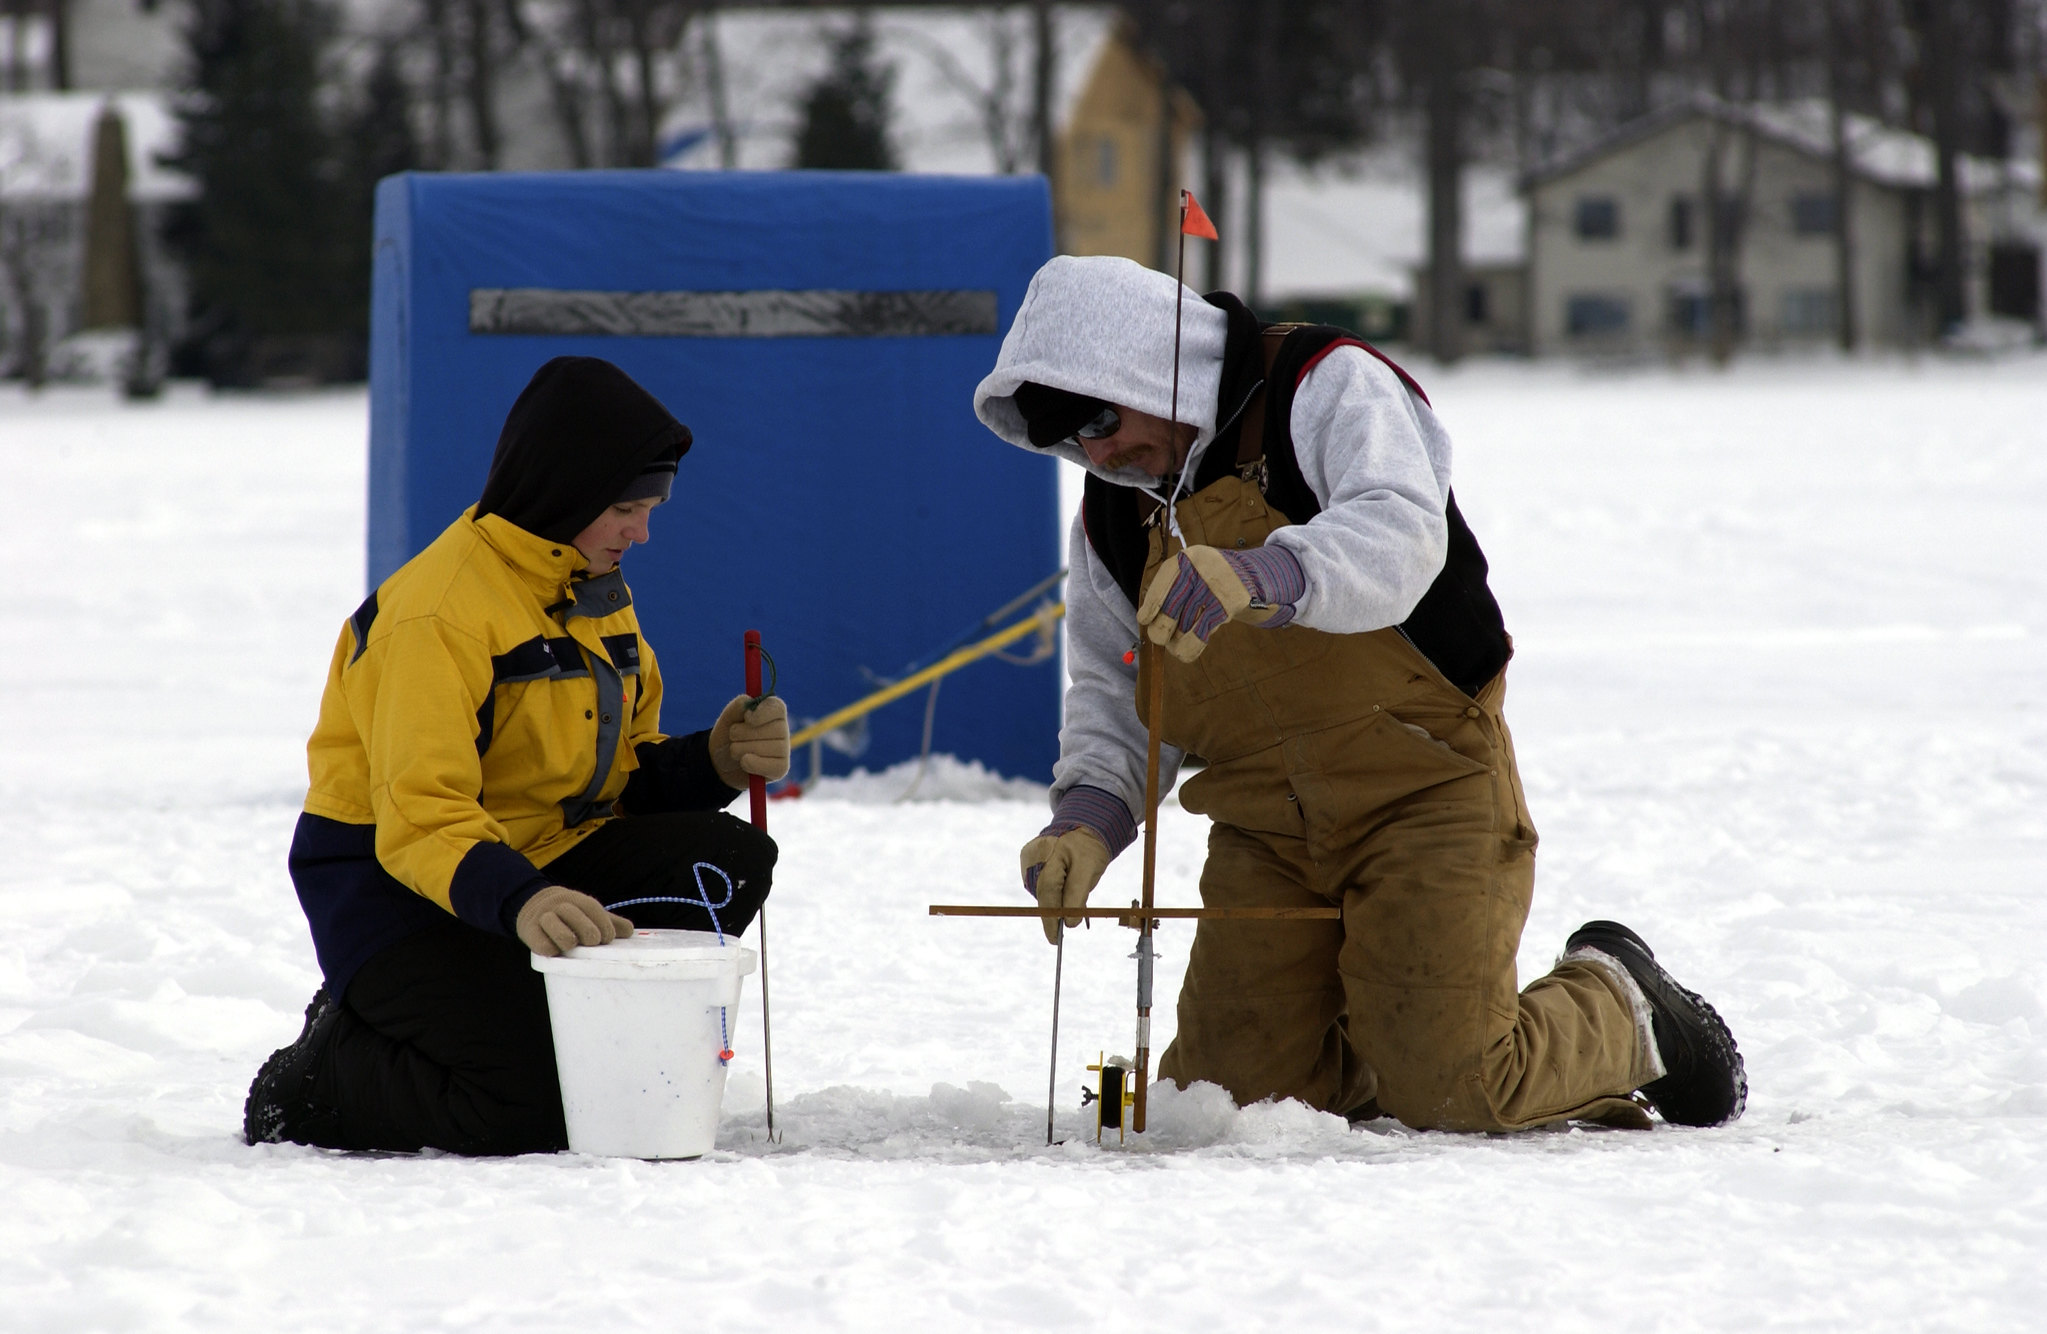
[{"x1": 1062, "y1": 406, "x2": 1121, "y2": 447}]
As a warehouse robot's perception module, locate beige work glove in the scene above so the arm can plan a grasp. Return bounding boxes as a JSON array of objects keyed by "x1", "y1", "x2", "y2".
[
  {"x1": 1019, "y1": 827, "x2": 1112, "y2": 945},
  {"x1": 709, "y1": 693, "x2": 791, "y2": 789},
  {"x1": 516, "y1": 886, "x2": 635, "y2": 957},
  {"x1": 1136, "y1": 545, "x2": 1287, "y2": 664}
]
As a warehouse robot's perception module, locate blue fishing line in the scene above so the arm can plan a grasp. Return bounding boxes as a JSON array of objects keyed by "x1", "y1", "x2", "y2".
[{"x1": 609, "y1": 862, "x2": 740, "y2": 1064}]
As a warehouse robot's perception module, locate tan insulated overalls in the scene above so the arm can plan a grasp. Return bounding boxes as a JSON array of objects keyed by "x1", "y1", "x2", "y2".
[{"x1": 1145, "y1": 475, "x2": 1660, "y2": 1131}]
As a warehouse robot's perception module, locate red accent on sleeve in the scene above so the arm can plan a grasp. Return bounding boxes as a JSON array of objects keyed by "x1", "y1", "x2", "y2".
[{"x1": 1295, "y1": 338, "x2": 1430, "y2": 408}]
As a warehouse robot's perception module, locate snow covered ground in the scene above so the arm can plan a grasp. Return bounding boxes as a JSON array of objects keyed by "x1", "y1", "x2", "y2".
[{"x1": 2, "y1": 355, "x2": 2043, "y2": 1330}]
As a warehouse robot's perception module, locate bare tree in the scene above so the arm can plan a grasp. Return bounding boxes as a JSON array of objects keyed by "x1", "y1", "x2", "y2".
[
  {"x1": 1913, "y1": 0, "x2": 1969, "y2": 333},
  {"x1": 501, "y1": 0, "x2": 597, "y2": 168},
  {"x1": 1698, "y1": 113, "x2": 1757, "y2": 363},
  {"x1": 1825, "y1": 0, "x2": 1873, "y2": 350},
  {"x1": 0, "y1": 115, "x2": 71, "y2": 387},
  {"x1": 549, "y1": 0, "x2": 695, "y2": 166},
  {"x1": 401, "y1": 0, "x2": 698, "y2": 169},
  {"x1": 44, "y1": 0, "x2": 70, "y2": 89},
  {"x1": 699, "y1": 3, "x2": 736, "y2": 168},
  {"x1": 1637, "y1": 0, "x2": 1838, "y2": 363},
  {"x1": 1127, "y1": 0, "x2": 1380, "y2": 306},
  {"x1": 1691, "y1": 3, "x2": 1767, "y2": 363},
  {"x1": 4, "y1": 0, "x2": 43, "y2": 90},
  {"x1": 1032, "y1": 0, "x2": 1054, "y2": 181},
  {"x1": 891, "y1": 8, "x2": 1030, "y2": 173},
  {"x1": 1420, "y1": 1, "x2": 1468, "y2": 363},
  {"x1": 418, "y1": 0, "x2": 460, "y2": 166},
  {"x1": 1499, "y1": 0, "x2": 1695, "y2": 174},
  {"x1": 1900, "y1": 0, "x2": 2029, "y2": 335},
  {"x1": 1242, "y1": 0, "x2": 1272, "y2": 305},
  {"x1": 462, "y1": 0, "x2": 504, "y2": 167}
]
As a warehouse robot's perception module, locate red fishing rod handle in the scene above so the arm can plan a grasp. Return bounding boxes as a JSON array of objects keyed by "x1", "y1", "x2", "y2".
[{"x1": 744, "y1": 630, "x2": 767, "y2": 830}]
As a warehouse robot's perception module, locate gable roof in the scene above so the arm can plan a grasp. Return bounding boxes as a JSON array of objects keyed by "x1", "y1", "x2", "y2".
[
  {"x1": 1523, "y1": 94, "x2": 2024, "y2": 196},
  {"x1": 0, "y1": 92, "x2": 192, "y2": 203}
]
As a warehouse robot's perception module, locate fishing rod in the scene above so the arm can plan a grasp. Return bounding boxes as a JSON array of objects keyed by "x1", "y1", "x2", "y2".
[
  {"x1": 744, "y1": 630, "x2": 779, "y2": 1143},
  {"x1": 1128, "y1": 188, "x2": 1202, "y2": 1134}
]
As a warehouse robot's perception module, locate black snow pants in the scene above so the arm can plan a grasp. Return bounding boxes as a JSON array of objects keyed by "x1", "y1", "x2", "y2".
[{"x1": 313, "y1": 810, "x2": 775, "y2": 1155}]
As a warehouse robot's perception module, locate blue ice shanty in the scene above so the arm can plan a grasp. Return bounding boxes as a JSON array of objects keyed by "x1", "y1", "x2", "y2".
[{"x1": 368, "y1": 170, "x2": 1060, "y2": 781}]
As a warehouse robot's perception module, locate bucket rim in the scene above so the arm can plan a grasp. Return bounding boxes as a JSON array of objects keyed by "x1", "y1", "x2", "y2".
[{"x1": 530, "y1": 927, "x2": 757, "y2": 977}]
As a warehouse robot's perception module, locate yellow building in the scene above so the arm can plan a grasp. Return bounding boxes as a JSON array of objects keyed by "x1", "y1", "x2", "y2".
[{"x1": 1051, "y1": 19, "x2": 1203, "y2": 268}]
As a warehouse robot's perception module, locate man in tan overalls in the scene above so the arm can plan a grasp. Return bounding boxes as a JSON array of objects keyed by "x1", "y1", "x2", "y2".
[{"x1": 973, "y1": 256, "x2": 1745, "y2": 1132}]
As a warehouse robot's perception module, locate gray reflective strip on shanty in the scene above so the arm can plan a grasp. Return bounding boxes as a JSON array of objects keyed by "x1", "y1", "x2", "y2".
[{"x1": 468, "y1": 288, "x2": 999, "y2": 338}]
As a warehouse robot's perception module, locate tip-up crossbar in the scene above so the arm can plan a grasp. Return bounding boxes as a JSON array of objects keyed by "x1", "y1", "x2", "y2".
[{"x1": 928, "y1": 905, "x2": 1341, "y2": 921}]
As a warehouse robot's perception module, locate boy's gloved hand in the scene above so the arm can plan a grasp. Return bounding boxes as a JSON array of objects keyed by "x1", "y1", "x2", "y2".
[
  {"x1": 1137, "y1": 544, "x2": 1305, "y2": 663},
  {"x1": 516, "y1": 886, "x2": 635, "y2": 957},
  {"x1": 710, "y1": 693, "x2": 791, "y2": 789}
]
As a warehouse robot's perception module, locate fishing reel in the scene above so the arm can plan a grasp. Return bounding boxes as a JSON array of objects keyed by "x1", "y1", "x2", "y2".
[{"x1": 1082, "y1": 1053, "x2": 1136, "y2": 1143}]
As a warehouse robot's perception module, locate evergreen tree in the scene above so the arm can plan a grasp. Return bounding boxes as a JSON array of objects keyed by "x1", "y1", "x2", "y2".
[
  {"x1": 163, "y1": 0, "x2": 354, "y2": 383},
  {"x1": 793, "y1": 24, "x2": 900, "y2": 170},
  {"x1": 334, "y1": 40, "x2": 421, "y2": 343}
]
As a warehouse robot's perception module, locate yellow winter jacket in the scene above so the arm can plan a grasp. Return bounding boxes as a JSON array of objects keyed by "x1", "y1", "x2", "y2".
[{"x1": 302, "y1": 508, "x2": 696, "y2": 930}]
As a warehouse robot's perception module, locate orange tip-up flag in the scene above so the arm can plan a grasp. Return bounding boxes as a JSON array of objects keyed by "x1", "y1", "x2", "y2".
[{"x1": 1181, "y1": 189, "x2": 1219, "y2": 241}]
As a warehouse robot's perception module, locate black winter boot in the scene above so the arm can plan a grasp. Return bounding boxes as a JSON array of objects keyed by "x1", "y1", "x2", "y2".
[
  {"x1": 243, "y1": 988, "x2": 344, "y2": 1146},
  {"x1": 1565, "y1": 921, "x2": 1747, "y2": 1127}
]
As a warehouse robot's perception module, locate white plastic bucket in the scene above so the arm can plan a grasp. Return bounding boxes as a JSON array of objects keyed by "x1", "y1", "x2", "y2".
[{"x1": 531, "y1": 928, "x2": 757, "y2": 1159}]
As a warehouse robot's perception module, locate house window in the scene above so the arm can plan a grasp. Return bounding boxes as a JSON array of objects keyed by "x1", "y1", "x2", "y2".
[
  {"x1": 1791, "y1": 192, "x2": 1837, "y2": 236},
  {"x1": 1988, "y1": 242, "x2": 2040, "y2": 319},
  {"x1": 1780, "y1": 287, "x2": 1837, "y2": 335},
  {"x1": 1093, "y1": 137, "x2": 1118, "y2": 187},
  {"x1": 1668, "y1": 284, "x2": 1747, "y2": 338},
  {"x1": 1566, "y1": 293, "x2": 1631, "y2": 335},
  {"x1": 1465, "y1": 283, "x2": 1489, "y2": 325},
  {"x1": 1669, "y1": 196, "x2": 1693, "y2": 250},
  {"x1": 1669, "y1": 289, "x2": 1709, "y2": 337},
  {"x1": 1575, "y1": 196, "x2": 1620, "y2": 240}
]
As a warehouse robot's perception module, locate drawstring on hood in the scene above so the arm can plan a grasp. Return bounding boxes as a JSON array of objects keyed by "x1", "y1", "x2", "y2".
[
  {"x1": 474, "y1": 356, "x2": 692, "y2": 545},
  {"x1": 974, "y1": 256, "x2": 1229, "y2": 535}
]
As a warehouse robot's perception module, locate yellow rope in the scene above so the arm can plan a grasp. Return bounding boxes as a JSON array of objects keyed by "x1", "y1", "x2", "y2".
[{"x1": 790, "y1": 603, "x2": 1066, "y2": 748}]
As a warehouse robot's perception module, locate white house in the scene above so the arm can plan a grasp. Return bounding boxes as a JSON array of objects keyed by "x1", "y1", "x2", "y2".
[{"x1": 1523, "y1": 96, "x2": 2044, "y2": 356}]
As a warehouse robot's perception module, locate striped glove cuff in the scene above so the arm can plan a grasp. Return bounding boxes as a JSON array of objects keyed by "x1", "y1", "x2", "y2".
[
  {"x1": 1025, "y1": 784, "x2": 1139, "y2": 898},
  {"x1": 1028, "y1": 792, "x2": 1134, "y2": 893},
  {"x1": 1042, "y1": 784, "x2": 1139, "y2": 854},
  {"x1": 1220, "y1": 545, "x2": 1306, "y2": 628}
]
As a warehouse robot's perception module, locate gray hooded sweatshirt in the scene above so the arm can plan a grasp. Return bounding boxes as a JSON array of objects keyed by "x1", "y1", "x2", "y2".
[{"x1": 974, "y1": 255, "x2": 1457, "y2": 828}]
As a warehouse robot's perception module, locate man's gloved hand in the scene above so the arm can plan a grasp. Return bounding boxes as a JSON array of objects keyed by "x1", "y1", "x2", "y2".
[
  {"x1": 710, "y1": 693, "x2": 791, "y2": 789},
  {"x1": 1019, "y1": 787, "x2": 1135, "y2": 946},
  {"x1": 1019, "y1": 827, "x2": 1112, "y2": 945},
  {"x1": 1136, "y1": 544, "x2": 1306, "y2": 663},
  {"x1": 516, "y1": 886, "x2": 635, "y2": 957}
]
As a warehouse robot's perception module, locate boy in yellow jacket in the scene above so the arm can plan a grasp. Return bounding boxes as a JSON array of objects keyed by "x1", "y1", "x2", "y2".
[{"x1": 244, "y1": 356, "x2": 789, "y2": 1154}]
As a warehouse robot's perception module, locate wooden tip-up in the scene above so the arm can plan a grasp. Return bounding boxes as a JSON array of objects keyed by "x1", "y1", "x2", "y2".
[{"x1": 928, "y1": 905, "x2": 1340, "y2": 922}]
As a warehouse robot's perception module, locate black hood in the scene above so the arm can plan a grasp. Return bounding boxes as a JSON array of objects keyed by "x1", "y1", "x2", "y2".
[{"x1": 473, "y1": 356, "x2": 692, "y2": 544}]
